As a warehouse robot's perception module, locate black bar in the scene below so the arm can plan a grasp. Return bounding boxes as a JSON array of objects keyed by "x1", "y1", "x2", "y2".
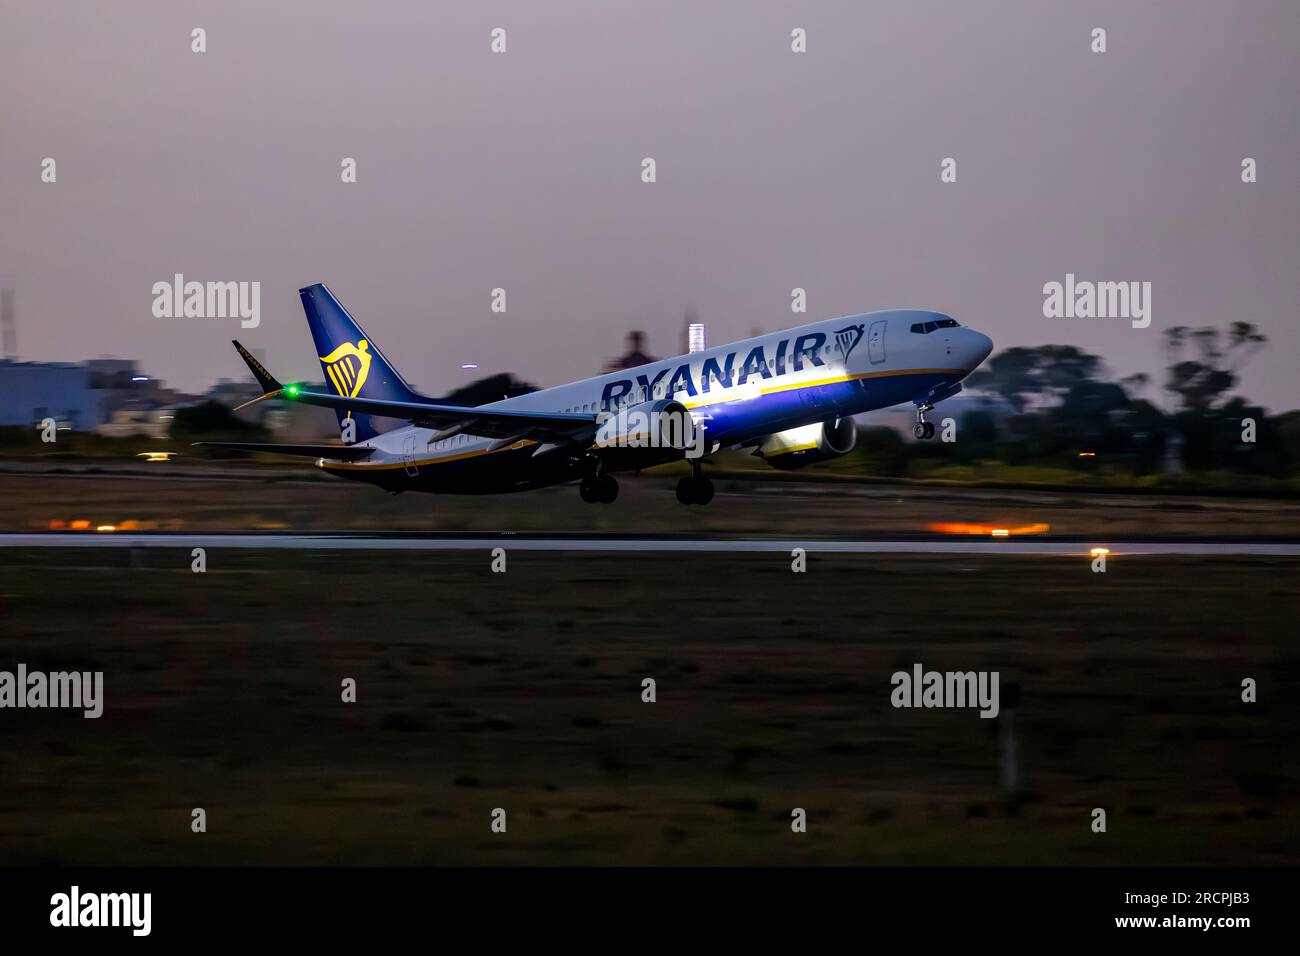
[{"x1": 0, "y1": 867, "x2": 1284, "y2": 942}]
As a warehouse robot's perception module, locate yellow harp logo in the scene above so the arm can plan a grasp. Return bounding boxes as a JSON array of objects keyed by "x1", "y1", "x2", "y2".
[{"x1": 319, "y1": 339, "x2": 372, "y2": 398}]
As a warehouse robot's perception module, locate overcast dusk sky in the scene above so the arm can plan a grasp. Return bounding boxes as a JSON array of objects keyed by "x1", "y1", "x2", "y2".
[{"x1": 2, "y1": 0, "x2": 1297, "y2": 409}]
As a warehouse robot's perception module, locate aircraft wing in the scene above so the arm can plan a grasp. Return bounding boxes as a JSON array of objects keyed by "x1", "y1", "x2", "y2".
[
  {"x1": 283, "y1": 389, "x2": 597, "y2": 440},
  {"x1": 191, "y1": 441, "x2": 377, "y2": 460}
]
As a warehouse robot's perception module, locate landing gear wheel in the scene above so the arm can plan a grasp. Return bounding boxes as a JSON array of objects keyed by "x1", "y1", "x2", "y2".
[
  {"x1": 579, "y1": 478, "x2": 600, "y2": 503},
  {"x1": 676, "y1": 475, "x2": 714, "y2": 506},
  {"x1": 597, "y1": 475, "x2": 619, "y2": 504},
  {"x1": 914, "y1": 402, "x2": 936, "y2": 440}
]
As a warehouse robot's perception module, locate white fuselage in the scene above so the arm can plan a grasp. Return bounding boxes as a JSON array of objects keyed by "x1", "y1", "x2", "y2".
[{"x1": 322, "y1": 309, "x2": 992, "y2": 491}]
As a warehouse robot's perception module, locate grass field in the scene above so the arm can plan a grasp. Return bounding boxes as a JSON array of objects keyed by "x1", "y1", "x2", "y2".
[{"x1": 0, "y1": 548, "x2": 1295, "y2": 865}]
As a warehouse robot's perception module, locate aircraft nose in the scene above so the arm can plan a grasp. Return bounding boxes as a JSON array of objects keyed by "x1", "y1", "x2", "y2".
[{"x1": 964, "y1": 329, "x2": 993, "y2": 370}]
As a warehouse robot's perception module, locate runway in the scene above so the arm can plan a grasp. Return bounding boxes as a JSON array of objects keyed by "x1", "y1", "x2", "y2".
[{"x1": 2, "y1": 532, "x2": 1298, "y2": 555}]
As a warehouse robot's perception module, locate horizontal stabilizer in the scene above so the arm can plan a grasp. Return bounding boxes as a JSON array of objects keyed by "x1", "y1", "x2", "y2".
[
  {"x1": 221, "y1": 332, "x2": 595, "y2": 447},
  {"x1": 192, "y1": 441, "x2": 375, "y2": 461}
]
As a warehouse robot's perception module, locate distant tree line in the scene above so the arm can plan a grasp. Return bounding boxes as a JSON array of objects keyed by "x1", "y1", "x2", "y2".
[{"x1": 953, "y1": 322, "x2": 1297, "y2": 475}]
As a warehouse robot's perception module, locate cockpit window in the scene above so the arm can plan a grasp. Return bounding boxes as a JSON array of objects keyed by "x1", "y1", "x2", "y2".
[{"x1": 909, "y1": 318, "x2": 960, "y2": 334}]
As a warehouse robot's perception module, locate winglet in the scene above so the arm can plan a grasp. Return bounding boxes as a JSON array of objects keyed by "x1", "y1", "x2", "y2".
[
  {"x1": 232, "y1": 340, "x2": 282, "y2": 394},
  {"x1": 230, "y1": 340, "x2": 284, "y2": 409}
]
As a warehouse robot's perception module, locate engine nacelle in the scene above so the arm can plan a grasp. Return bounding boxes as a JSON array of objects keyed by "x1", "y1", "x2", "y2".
[
  {"x1": 756, "y1": 418, "x2": 857, "y2": 469},
  {"x1": 594, "y1": 399, "x2": 700, "y2": 452}
]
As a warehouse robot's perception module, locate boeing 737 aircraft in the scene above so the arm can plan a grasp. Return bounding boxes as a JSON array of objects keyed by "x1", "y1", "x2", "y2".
[{"x1": 198, "y1": 284, "x2": 993, "y2": 505}]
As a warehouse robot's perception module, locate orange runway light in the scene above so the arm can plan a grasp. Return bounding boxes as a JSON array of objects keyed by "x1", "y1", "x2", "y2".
[
  {"x1": 929, "y1": 522, "x2": 1051, "y2": 536},
  {"x1": 1077, "y1": 451, "x2": 1096, "y2": 457},
  {"x1": 69, "y1": 519, "x2": 90, "y2": 531}
]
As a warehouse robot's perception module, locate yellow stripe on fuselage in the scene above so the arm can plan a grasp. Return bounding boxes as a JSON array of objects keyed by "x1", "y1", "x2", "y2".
[{"x1": 681, "y1": 365, "x2": 965, "y2": 409}]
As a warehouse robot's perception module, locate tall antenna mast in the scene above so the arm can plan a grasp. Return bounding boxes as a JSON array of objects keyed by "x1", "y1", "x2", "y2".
[{"x1": 0, "y1": 287, "x2": 15, "y2": 361}]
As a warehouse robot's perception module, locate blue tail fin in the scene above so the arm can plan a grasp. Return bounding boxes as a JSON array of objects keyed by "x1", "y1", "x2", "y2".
[{"x1": 299, "y1": 283, "x2": 420, "y2": 442}]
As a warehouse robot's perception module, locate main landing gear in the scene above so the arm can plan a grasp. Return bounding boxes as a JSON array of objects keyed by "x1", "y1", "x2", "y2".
[
  {"x1": 675, "y1": 464, "x2": 714, "y2": 506},
  {"x1": 913, "y1": 403, "x2": 936, "y2": 440},
  {"x1": 579, "y1": 474, "x2": 618, "y2": 504}
]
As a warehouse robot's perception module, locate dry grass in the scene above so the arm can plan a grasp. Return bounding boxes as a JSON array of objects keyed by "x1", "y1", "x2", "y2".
[{"x1": 0, "y1": 549, "x2": 1294, "y2": 865}]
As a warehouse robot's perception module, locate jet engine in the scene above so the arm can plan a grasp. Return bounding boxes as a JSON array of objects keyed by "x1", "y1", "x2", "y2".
[
  {"x1": 594, "y1": 399, "x2": 700, "y2": 452},
  {"x1": 755, "y1": 417, "x2": 856, "y2": 469}
]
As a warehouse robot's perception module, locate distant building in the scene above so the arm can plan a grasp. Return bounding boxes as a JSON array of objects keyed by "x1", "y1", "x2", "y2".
[
  {"x1": 687, "y1": 323, "x2": 706, "y2": 354},
  {"x1": 0, "y1": 359, "x2": 100, "y2": 429},
  {"x1": 96, "y1": 402, "x2": 189, "y2": 439},
  {"x1": 603, "y1": 330, "x2": 658, "y2": 372},
  {"x1": 85, "y1": 357, "x2": 139, "y2": 389},
  {"x1": 679, "y1": 307, "x2": 706, "y2": 355},
  {"x1": 0, "y1": 356, "x2": 200, "y2": 432},
  {"x1": 206, "y1": 378, "x2": 263, "y2": 418},
  {"x1": 84, "y1": 358, "x2": 197, "y2": 420}
]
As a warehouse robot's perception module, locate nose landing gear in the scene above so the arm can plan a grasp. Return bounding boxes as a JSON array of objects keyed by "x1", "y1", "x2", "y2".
[{"x1": 913, "y1": 403, "x2": 936, "y2": 440}]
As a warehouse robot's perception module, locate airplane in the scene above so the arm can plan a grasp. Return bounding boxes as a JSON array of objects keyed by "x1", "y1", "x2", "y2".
[{"x1": 196, "y1": 283, "x2": 993, "y2": 505}]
